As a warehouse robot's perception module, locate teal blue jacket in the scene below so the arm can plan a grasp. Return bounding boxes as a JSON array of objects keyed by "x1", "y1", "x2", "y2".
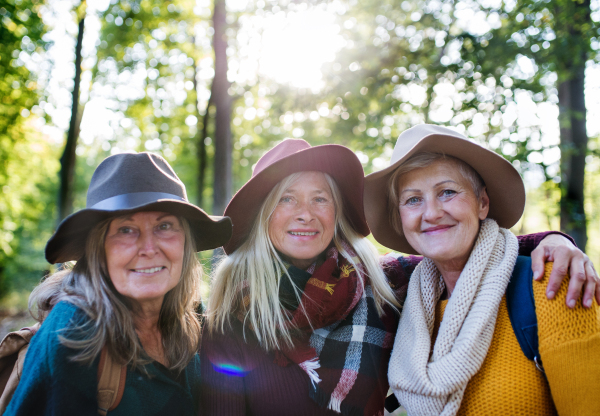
[{"x1": 5, "y1": 301, "x2": 201, "y2": 416}]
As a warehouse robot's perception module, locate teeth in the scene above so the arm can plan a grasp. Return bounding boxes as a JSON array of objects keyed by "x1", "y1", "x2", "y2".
[
  {"x1": 135, "y1": 267, "x2": 163, "y2": 274},
  {"x1": 289, "y1": 231, "x2": 317, "y2": 236}
]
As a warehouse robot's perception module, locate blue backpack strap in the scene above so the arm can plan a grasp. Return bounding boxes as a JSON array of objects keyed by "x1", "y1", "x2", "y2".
[{"x1": 506, "y1": 256, "x2": 542, "y2": 369}]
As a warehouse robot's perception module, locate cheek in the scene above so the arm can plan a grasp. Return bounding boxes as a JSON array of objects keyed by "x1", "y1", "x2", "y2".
[
  {"x1": 399, "y1": 208, "x2": 419, "y2": 231},
  {"x1": 321, "y1": 207, "x2": 336, "y2": 234},
  {"x1": 268, "y1": 209, "x2": 291, "y2": 243},
  {"x1": 166, "y1": 236, "x2": 185, "y2": 264},
  {"x1": 104, "y1": 240, "x2": 128, "y2": 270}
]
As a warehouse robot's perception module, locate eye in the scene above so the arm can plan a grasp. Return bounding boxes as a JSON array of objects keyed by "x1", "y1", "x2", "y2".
[
  {"x1": 403, "y1": 196, "x2": 421, "y2": 206},
  {"x1": 440, "y1": 189, "x2": 457, "y2": 198},
  {"x1": 314, "y1": 196, "x2": 329, "y2": 203},
  {"x1": 157, "y1": 222, "x2": 173, "y2": 231},
  {"x1": 118, "y1": 226, "x2": 133, "y2": 234},
  {"x1": 279, "y1": 195, "x2": 294, "y2": 203}
]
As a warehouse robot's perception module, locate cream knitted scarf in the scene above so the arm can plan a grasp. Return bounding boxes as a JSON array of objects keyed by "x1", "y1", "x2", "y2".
[{"x1": 388, "y1": 219, "x2": 518, "y2": 416}]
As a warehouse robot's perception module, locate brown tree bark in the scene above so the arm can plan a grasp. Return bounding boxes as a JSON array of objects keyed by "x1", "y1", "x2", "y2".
[
  {"x1": 211, "y1": 0, "x2": 232, "y2": 216},
  {"x1": 557, "y1": 0, "x2": 590, "y2": 250},
  {"x1": 195, "y1": 78, "x2": 213, "y2": 209},
  {"x1": 58, "y1": 16, "x2": 85, "y2": 222}
]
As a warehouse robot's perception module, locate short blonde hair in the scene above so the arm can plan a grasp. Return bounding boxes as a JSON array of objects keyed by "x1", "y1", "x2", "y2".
[
  {"x1": 206, "y1": 172, "x2": 400, "y2": 350},
  {"x1": 30, "y1": 215, "x2": 202, "y2": 372},
  {"x1": 387, "y1": 152, "x2": 485, "y2": 237}
]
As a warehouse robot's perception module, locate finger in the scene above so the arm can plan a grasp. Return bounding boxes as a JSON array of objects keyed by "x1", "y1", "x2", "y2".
[
  {"x1": 589, "y1": 261, "x2": 600, "y2": 284},
  {"x1": 530, "y1": 246, "x2": 548, "y2": 281},
  {"x1": 590, "y1": 262, "x2": 600, "y2": 305},
  {"x1": 545, "y1": 248, "x2": 571, "y2": 300},
  {"x1": 565, "y1": 257, "x2": 586, "y2": 308},
  {"x1": 582, "y1": 276, "x2": 596, "y2": 309}
]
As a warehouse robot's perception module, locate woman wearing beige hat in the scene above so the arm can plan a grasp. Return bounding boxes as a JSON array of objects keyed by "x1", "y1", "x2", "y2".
[
  {"x1": 200, "y1": 138, "x2": 588, "y2": 416},
  {"x1": 364, "y1": 124, "x2": 600, "y2": 415},
  {"x1": 5, "y1": 153, "x2": 232, "y2": 416}
]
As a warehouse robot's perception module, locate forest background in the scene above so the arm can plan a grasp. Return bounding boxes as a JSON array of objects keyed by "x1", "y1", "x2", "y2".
[{"x1": 1, "y1": 0, "x2": 600, "y2": 316}]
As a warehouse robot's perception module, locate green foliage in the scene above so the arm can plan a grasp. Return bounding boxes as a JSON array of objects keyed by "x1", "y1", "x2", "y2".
[
  {"x1": 1, "y1": 0, "x2": 599, "y2": 305},
  {"x1": 0, "y1": 0, "x2": 56, "y2": 298},
  {"x1": 91, "y1": 0, "x2": 213, "y2": 207}
]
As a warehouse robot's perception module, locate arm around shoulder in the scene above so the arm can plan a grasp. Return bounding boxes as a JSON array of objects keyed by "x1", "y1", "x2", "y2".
[{"x1": 533, "y1": 263, "x2": 600, "y2": 416}]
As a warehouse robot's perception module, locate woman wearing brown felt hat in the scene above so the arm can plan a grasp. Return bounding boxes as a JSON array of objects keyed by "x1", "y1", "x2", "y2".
[
  {"x1": 198, "y1": 137, "x2": 587, "y2": 416},
  {"x1": 364, "y1": 124, "x2": 599, "y2": 415},
  {"x1": 5, "y1": 152, "x2": 231, "y2": 416}
]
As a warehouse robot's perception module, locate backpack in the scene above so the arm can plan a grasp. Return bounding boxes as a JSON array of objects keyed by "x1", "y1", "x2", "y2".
[
  {"x1": 0, "y1": 323, "x2": 126, "y2": 415},
  {"x1": 505, "y1": 255, "x2": 544, "y2": 372},
  {"x1": 384, "y1": 255, "x2": 542, "y2": 413}
]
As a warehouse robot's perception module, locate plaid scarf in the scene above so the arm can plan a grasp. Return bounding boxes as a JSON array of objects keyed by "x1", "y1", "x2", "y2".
[{"x1": 263, "y1": 242, "x2": 399, "y2": 416}]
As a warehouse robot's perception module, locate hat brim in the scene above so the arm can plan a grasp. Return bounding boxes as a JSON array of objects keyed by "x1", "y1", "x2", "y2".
[
  {"x1": 45, "y1": 199, "x2": 232, "y2": 264},
  {"x1": 364, "y1": 133, "x2": 525, "y2": 254},
  {"x1": 224, "y1": 144, "x2": 368, "y2": 254}
]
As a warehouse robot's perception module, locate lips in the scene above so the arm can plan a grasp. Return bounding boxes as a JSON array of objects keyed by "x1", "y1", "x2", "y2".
[
  {"x1": 131, "y1": 266, "x2": 166, "y2": 274},
  {"x1": 422, "y1": 224, "x2": 454, "y2": 233}
]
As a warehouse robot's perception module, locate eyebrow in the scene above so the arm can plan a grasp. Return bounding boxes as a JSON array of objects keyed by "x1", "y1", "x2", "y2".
[
  {"x1": 156, "y1": 213, "x2": 175, "y2": 221},
  {"x1": 283, "y1": 188, "x2": 328, "y2": 194},
  {"x1": 115, "y1": 213, "x2": 175, "y2": 223},
  {"x1": 400, "y1": 180, "x2": 457, "y2": 195}
]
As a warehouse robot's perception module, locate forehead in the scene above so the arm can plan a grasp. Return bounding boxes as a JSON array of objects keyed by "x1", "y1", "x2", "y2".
[
  {"x1": 286, "y1": 171, "x2": 331, "y2": 193},
  {"x1": 111, "y1": 211, "x2": 179, "y2": 223},
  {"x1": 398, "y1": 160, "x2": 471, "y2": 189}
]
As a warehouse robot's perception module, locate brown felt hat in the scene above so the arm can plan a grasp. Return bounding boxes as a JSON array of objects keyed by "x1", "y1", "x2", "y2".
[
  {"x1": 45, "y1": 152, "x2": 232, "y2": 264},
  {"x1": 364, "y1": 124, "x2": 525, "y2": 254},
  {"x1": 223, "y1": 139, "x2": 369, "y2": 254}
]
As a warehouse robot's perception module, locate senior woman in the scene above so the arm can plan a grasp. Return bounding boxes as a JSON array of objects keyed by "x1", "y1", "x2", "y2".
[
  {"x1": 200, "y1": 139, "x2": 588, "y2": 416},
  {"x1": 365, "y1": 124, "x2": 600, "y2": 415},
  {"x1": 4, "y1": 153, "x2": 232, "y2": 416}
]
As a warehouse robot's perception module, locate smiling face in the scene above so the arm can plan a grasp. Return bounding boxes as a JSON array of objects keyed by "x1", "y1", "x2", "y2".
[
  {"x1": 268, "y1": 171, "x2": 336, "y2": 270},
  {"x1": 397, "y1": 160, "x2": 490, "y2": 272},
  {"x1": 104, "y1": 211, "x2": 185, "y2": 308}
]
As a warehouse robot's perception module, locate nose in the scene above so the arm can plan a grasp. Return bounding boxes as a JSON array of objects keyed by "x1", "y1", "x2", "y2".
[
  {"x1": 294, "y1": 200, "x2": 315, "y2": 223},
  {"x1": 422, "y1": 198, "x2": 444, "y2": 223},
  {"x1": 137, "y1": 229, "x2": 159, "y2": 257}
]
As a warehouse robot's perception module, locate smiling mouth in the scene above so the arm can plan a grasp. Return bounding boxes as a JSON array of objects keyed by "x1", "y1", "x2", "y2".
[
  {"x1": 422, "y1": 225, "x2": 453, "y2": 233},
  {"x1": 288, "y1": 231, "x2": 318, "y2": 236},
  {"x1": 132, "y1": 266, "x2": 165, "y2": 274}
]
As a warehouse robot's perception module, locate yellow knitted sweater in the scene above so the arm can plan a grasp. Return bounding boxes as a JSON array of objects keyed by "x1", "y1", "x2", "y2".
[{"x1": 433, "y1": 263, "x2": 600, "y2": 416}]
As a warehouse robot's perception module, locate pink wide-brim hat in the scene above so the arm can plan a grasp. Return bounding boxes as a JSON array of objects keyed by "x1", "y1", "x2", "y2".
[
  {"x1": 223, "y1": 139, "x2": 369, "y2": 254},
  {"x1": 364, "y1": 124, "x2": 526, "y2": 254}
]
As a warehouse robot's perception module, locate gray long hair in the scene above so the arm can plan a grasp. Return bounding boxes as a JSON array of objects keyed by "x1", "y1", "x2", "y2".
[{"x1": 29, "y1": 215, "x2": 202, "y2": 372}]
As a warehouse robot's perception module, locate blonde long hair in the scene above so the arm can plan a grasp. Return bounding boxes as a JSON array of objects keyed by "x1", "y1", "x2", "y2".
[
  {"x1": 29, "y1": 216, "x2": 202, "y2": 372},
  {"x1": 206, "y1": 172, "x2": 400, "y2": 350}
]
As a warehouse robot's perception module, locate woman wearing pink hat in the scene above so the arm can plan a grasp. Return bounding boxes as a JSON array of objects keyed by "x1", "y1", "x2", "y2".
[{"x1": 199, "y1": 138, "x2": 593, "y2": 416}]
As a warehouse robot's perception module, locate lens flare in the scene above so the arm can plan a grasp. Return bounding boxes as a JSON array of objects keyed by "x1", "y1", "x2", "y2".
[{"x1": 213, "y1": 362, "x2": 246, "y2": 377}]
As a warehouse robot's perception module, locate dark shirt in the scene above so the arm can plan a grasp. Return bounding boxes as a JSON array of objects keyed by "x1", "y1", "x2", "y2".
[{"x1": 5, "y1": 301, "x2": 201, "y2": 416}]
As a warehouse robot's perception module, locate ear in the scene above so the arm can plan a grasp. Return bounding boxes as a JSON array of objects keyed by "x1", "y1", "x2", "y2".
[{"x1": 478, "y1": 187, "x2": 490, "y2": 220}]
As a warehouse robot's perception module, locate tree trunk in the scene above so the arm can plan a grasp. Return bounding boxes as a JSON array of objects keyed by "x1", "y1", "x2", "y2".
[
  {"x1": 558, "y1": 68, "x2": 588, "y2": 250},
  {"x1": 211, "y1": 0, "x2": 232, "y2": 216},
  {"x1": 195, "y1": 74, "x2": 213, "y2": 209},
  {"x1": 557, "y1": 0, "x2": 590, "y2": 250},
  {"x1": 58, "y1": 16, "x2": 85, "y2": 222}
]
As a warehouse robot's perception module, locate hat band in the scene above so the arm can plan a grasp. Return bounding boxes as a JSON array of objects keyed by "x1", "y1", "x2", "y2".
[{"x1": 89, "y1": 192, "x2": 187, "y2": 211}]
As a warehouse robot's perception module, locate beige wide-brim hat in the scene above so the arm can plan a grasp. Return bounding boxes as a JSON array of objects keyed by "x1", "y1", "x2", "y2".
[{"x1": 364, "y1": 124, "x2": 526, "y2": 254}]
